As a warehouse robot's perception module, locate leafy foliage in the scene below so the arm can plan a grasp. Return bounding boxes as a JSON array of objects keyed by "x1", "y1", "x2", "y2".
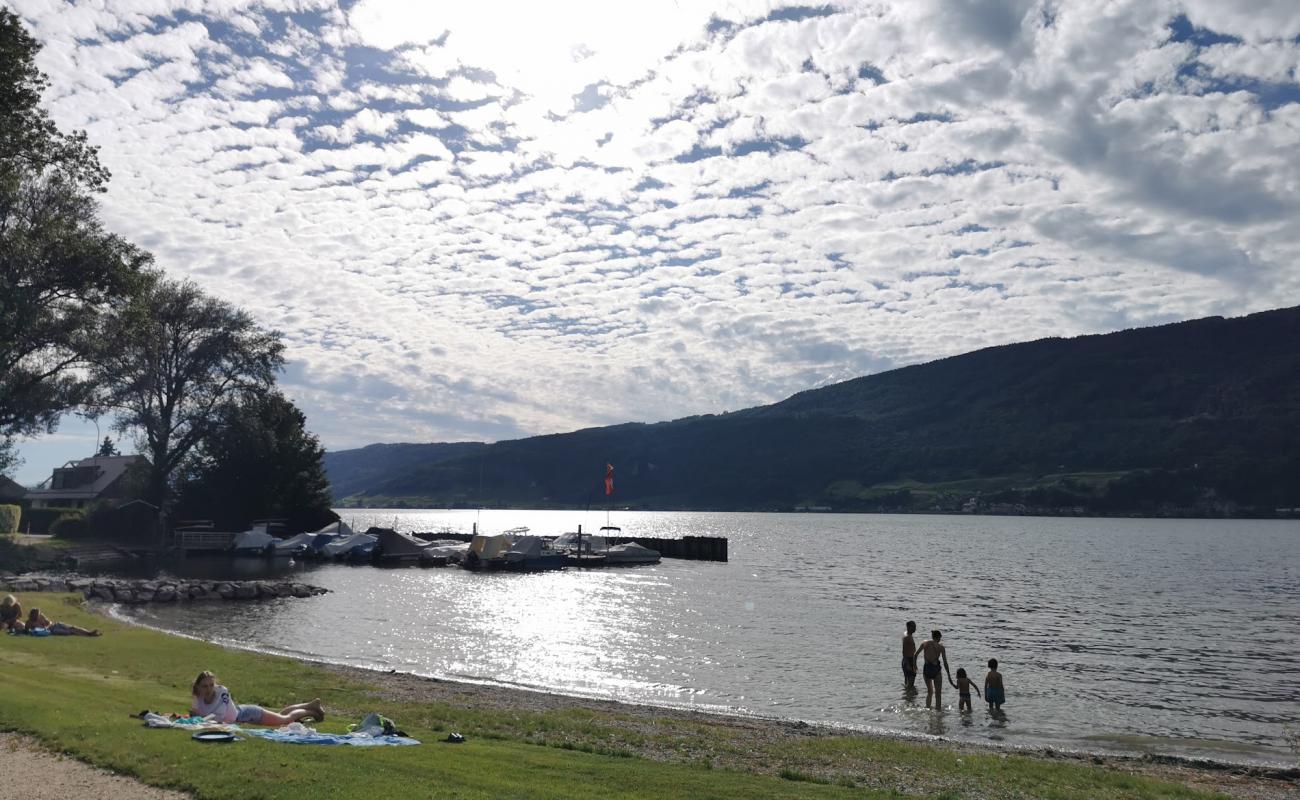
[
  {"x1": 91, "y1": 276, "x2": 285, "y2": 506},
  {"x1": 0, "y1": 11, "x2": 150, "y2": 452},
  {"x1": 335, "y1": 307, "x2": 1300, "y2": 514},
  {"x1": 174, "y1": 391, "x2": 334, "y2": 532},
  {"x1": 49, "y1": 509, "x2": 88, "y2": 539}
]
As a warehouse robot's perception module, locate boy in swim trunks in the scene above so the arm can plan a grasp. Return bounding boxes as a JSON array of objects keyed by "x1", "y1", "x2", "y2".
[
  {"x1": 984, "y1": 658, "x2": 1005, "y2": 709},
  {"x1": 917, "y1": 630, "x2": 952, "y2": 709},
  {"x1": 952, "y1": 667, "x2": 981, "y2": 712},
  {"x1": 901, "y1": 620, "x2": 918, "y2": 688}
]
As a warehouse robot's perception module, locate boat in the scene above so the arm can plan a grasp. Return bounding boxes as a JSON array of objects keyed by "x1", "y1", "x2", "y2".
[
  {"x1": 461, "y1": 531, "x2": 517, "y2": 571},
  {"x1": 321, "y1": 531, "x2": 378, "y2": 561},
  {"x1": 373, "y1": 528, "x2": 439, "y2": 565},
  {"x1": 420, "y1": 539, "x2": 471, "y2": 564},
  {"x1": 270, "y1": 533, "x2": 312, "y2": 557},
  {"x1": 551, "y1": 527, "x2": 660, "y2": 566},
  {"x1": 498, "y1": 535, "x2": 566, "y2": 571},
  {"x1": 598, "y1": 526, "x2": 661, "y2": 565},
  {"x1": 462, "y1": 528, "x2": 563, "y2": 571},
  {"x1": 230, "y1": 524, "x2": 275, "y2": 556}
]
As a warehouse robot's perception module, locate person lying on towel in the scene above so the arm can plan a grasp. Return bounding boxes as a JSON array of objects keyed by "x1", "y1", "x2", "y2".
[
  {"x1": 189, "y1": 670, "x2": 325, "y2": 726},
  {"x1": 25, "y1": 608, "x2": 99, "y2": 636}
]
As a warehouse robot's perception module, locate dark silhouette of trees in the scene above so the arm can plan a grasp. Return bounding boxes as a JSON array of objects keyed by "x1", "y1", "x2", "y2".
[
  {"x1": 91, "y1": 277, "x2": 284, "y2": 507},
  {"x1": 175, "y1": 392, "x2": 335, "y2": 533}
]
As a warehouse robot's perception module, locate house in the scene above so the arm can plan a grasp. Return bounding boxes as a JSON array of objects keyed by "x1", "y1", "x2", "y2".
[
  {"x1": 0, "y1": 475, "x2": 26, "y2": 503},
  {"x1": 25, "y1": 455, "x2": 148, "y2": 510}
]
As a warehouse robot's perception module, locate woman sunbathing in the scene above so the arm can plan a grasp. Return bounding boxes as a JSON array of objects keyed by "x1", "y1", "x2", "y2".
[
  {"x1": 190, "y1": 670, "x2": 325, "y2": 727},
  {"x1": 1, "y1": 594, "x2": 25, "y2": 632},
  {"x1": 25, "y1": 607, "x2": 100, "y2": 636}
]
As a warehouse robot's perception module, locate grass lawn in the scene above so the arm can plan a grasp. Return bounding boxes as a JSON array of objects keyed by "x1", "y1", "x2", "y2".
[{"x1": 0, "y1": 593, "x2": 1226, "y2": 799}]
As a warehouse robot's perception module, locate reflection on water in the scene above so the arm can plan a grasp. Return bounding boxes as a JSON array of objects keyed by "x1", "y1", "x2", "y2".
[{"x1": 113, "y1": 510, "x2": 1300, "y2": 766}]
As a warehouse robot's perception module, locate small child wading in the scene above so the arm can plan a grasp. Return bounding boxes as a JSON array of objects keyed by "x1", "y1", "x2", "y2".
[
  {"x1": 952, "y1": 667, "x2": 981, "y2": 712},
  {"x1": 984, "y1": 658, "x2": 1006, "y2": 709}
]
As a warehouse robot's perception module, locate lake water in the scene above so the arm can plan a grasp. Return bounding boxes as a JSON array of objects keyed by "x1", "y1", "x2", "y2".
[{"x1": 112, "y1": 510, "x2": 1300, "y2": 766}]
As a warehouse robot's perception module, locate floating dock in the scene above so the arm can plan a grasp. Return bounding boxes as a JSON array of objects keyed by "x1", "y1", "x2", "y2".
[{"x1": 414, "y1": 530, "x2": 728, "y2": 562}]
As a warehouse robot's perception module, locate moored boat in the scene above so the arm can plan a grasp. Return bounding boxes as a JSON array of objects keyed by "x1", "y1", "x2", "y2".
[{"x1": 230, "y1": 524, "x2": 275, "y2": 557}]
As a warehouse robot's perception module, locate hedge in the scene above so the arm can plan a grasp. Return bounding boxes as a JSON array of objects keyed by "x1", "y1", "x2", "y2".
[
  {"x1": 0, "y1": 504, "x2": 18, "y2": 535},
  {"x1": 49, "y1": 510, "x2": 89, "y2": 539}
]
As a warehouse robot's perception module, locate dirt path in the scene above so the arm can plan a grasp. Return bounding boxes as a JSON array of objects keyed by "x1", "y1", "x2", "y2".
[{"x1": 0, "y1": 733, "x2": 189, "y2": 800}]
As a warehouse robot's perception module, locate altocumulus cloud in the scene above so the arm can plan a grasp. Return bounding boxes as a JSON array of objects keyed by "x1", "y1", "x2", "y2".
[{"x1": 12, "y1": 0, "x2": 1300, "y2": 450}]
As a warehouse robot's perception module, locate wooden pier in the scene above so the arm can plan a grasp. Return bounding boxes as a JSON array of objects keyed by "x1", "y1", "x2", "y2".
[{"x1": 172, "y1": 530, "x2": 238, "y2": 552}]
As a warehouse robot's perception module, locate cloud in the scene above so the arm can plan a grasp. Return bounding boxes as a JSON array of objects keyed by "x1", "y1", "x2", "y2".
[{"x1": 9, "y1": 0, "x2": 1299, "y2": 461}]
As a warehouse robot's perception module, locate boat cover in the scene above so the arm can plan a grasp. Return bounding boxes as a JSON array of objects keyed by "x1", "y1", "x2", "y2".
[
  {"x1": 469, "y1": 533, "x2": 514, "y2": 560},
  {"x1": 504, "y1": 535, "x2": 545, "y2": 560},
  {"x1": 312, "y1": 520, "x2": 356, "y2": 537},
  {"x1": 277, "y1": 533, "x2": 314, "y2": 549},
  {"x1": 605, "y1": 542, "x2": 660, "y2": 563},
  {"x1": 375, "y1": 529, "x2": 435, "y2": 557},
  {"x1": 321, "y1": 532, "x2": 378, "y2": 557},
  {"x1": 232, "y1": 527, "x2": 275, "y2": 552}
]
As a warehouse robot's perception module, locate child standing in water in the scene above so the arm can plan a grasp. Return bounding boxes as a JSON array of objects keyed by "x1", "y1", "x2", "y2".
[
  {"x1": 984, "y1": 658, "x2": 1005, "y2": 709},
  {"x1": 952, "y1": 667, "x2": 981, "y2": 712}
]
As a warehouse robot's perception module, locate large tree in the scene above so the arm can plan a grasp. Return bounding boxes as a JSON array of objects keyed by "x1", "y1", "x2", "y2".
[
  {"x1": 0, "y1": 9, "x2": 108, "y2": 185},
  {"x1": 175, "y1": 392, "x2": 335, "y2": 533},
  {"x1": 0, "y1": 10, "x2": 149, "y2": 473},
  {"x1": 92, "y1": 277, "x2": 285, "y2": 506}
]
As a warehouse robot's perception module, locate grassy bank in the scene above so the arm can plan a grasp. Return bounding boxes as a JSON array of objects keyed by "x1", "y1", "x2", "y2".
[{"x1": 0, "y1": 594, "x2": 1235, "y2": 799}]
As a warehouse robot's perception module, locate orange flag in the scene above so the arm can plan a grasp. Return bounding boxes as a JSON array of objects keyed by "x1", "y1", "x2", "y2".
[{"x1": 604, "y1": 463, "x2": 614, "y2": 496}]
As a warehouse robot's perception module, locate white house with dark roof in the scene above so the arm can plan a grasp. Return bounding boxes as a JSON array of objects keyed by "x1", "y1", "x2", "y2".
[{"x1": 25, "y1": 455, "x2": 148, "y2": 510}]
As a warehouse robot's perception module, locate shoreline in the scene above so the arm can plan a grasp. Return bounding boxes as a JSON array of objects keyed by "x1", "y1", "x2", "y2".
[{"x1": 100, "y1": 601, "x2": 1300, "y2": 796}]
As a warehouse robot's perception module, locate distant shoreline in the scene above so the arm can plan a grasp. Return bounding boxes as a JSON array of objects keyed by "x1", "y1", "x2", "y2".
[{"x1": 332, "y1": 503, "x2": 1300, "y2": 522}]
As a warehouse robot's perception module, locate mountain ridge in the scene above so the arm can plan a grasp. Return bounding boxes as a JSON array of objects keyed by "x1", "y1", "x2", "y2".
[{"x1": 324, "y1": 306, "x2": 1300, "y2": 516}]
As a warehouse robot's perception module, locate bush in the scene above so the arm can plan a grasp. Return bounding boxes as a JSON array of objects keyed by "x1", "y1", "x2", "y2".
[
  {"x1": 0, "y1": 504, "x2": 19, "y2": 534},
  {"x1": 19, "y1": 507, "x2": 76, "y2": 534},
  {"x1": 50, "y1": 510, "x2": 89, "y2": 539}
]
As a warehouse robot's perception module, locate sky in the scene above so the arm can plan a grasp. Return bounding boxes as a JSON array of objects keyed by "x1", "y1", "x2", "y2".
[{"x1": 9, "y1": 0, "x2": 1300, "y2": 486}]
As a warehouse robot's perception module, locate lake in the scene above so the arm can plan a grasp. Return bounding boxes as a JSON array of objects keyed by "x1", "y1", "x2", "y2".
[{"x1": 111, "y1": 509, "x2": 1300, "y2": 766}]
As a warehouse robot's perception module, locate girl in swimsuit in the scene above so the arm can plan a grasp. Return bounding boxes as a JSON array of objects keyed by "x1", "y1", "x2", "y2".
[
  {"x1": 952, "y1": 667, "x2": 981, "y2": 712},
  {"x1": 190, "y1": 671, "x2": 325, "y2": 726}
]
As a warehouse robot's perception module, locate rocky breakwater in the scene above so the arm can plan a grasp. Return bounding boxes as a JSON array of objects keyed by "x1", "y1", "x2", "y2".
[{"x1": 0, "y1": 574, "x2": 329, "y2": 604}]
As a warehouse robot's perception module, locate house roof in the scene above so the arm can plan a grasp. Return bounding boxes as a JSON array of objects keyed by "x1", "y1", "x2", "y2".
[
  {"x1": 25, "y1": 454, "x2": 148, "y2": 502},
  {"x1": 0, "y1": 475, "x2": 27, "y2": 500}
]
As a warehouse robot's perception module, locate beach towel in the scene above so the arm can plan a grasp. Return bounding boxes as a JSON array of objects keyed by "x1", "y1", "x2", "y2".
[
  {"x1": 243, "y1": 724, "x2": 419, "y2": 747},
  {"x1": 141, "y1": 713, "x2": 233, "y2": 731}
]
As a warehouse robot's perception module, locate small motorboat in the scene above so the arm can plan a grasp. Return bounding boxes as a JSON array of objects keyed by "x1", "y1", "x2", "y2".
[
  {"x1": 462, "y1": 528, "x2": 563, "y2": 571},
  {"x1": 230, "y1": 525, "x2": 275, "y2": 557},
  {"x1": 321, "y1": 531, "x2": 378, "y2": 561},
  {"x1": 374, "y1": 528, "x2": 438, "y2": 565},
  {"x1": 498, "y1": 535, "x2": 566, "y2": 571},
  {"x1": 552, "y1": 527, "x2": 660, "y2": 566}
]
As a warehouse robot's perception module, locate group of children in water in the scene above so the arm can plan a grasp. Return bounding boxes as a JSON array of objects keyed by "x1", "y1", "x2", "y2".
[
  {"x1": 0, "y1": 594, "x2": 100, "y2": 636},
  {"x1": 901, "y1": 620, "x2": 1004, "y2": 712}
]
